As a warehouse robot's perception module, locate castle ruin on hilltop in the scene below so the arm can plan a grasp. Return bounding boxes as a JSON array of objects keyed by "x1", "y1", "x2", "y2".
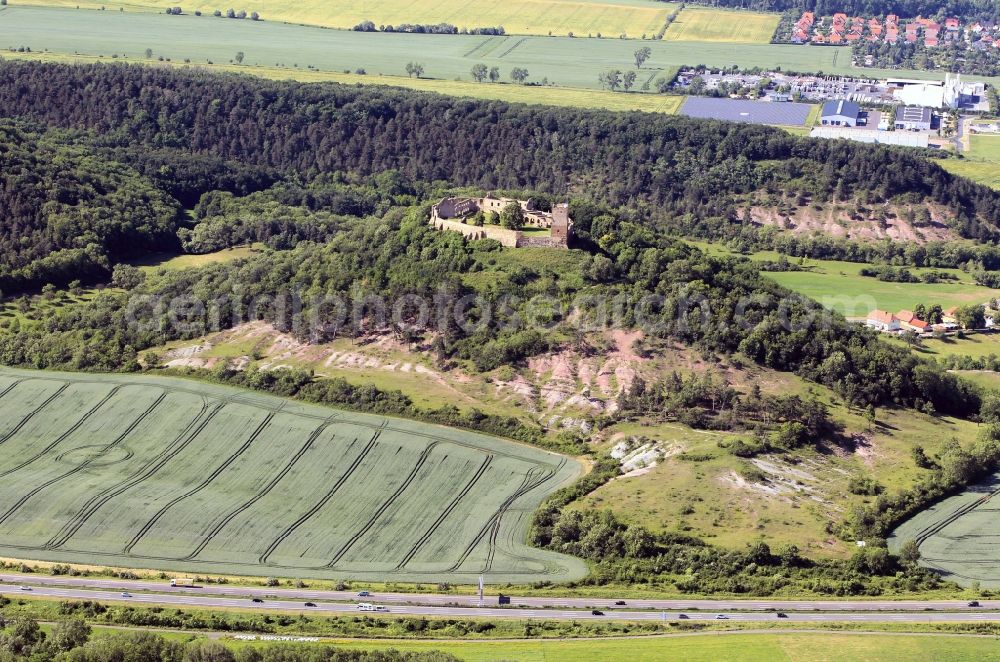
[{"x1": 429, "y1": 194, "x2": 571, "y2": 248}]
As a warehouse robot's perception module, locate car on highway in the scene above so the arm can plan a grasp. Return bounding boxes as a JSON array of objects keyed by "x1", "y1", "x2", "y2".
[
  {"x1": 677, "y1": 614, "x2": 688, "y2": 619},
  {"x1": 251, "y1": 598, "x2": 264, "y2": 604},
  {"x1": 19, "y1": 586, "x2": 31, "y2": 591},
  {"x1": 357, "y1": 591, "x2": 371, "y2": 597},
  {"x1": 591, "y1": 610, "x2": 604, "y2": 616},
  {"x1": 304, "y1": 602, "x2": 317, "y2": 607},
  {"x1": 715, "y1": 614, "x2": 729, "y2": 620},
  {"x1": 969, "y1": 601, "x2": 980, "y2": 607},
  {"x1": 614, "y1": 600, "x2": 626, "y2": 606},
  {"x1": 121, "y1": 592, "x2": 132, "y2": 598},
  {"x1": 777, "y1": 612, "x2": 788, "y2": 618}
]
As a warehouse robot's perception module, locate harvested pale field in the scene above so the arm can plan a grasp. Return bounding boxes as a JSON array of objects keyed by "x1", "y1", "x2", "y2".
[
  {"x1": 663, "y1": 7, "x2": 780, "y2": 44},
  {"x1": 0, "y1": 368, "x2": 585, "y2": 582}
]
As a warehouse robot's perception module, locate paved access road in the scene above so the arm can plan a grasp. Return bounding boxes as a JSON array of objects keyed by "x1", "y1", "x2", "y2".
[{"x1": 1, "y1": 574, "x2": 997, "y2": 619}]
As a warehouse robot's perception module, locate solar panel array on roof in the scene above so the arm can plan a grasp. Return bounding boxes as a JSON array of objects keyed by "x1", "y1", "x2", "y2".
[{"x1": 679, "y1": 97, "x2": 813, "y2": 126}]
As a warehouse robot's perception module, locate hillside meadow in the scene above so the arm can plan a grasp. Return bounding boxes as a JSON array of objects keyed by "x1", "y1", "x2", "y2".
[
  {"x1": 941, "y1": 135, "x2": 1000, "y2": 191},
  {"x1": 689, "y1": 243, "x2": 995, "y2": 316}
]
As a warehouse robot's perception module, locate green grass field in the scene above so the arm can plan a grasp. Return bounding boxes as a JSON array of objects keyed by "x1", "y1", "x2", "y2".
[
  {"x1": 133, "y1": 246, "x2": 260, "y2": 272},
  {"x1": 900, "y1": 333, "x2": 1000, "y2": 360},
  {"x1": 890, "y1": 470, "x2": 1000, "y2": 588},
  {"x1": 0, "y1": 367, "x2": 584, "y2": 582},
  {"x1": 5, "y1": 5, "x2": 994, "y2": 95},
  {"x1": 15, "y1": 0, "x2": 680, "y2": 38},
  {"x1": 664, "y1": 7, "x2": 781, "y2": 44},
  {"x1": 299, "y1": 632, "x2": 1000, "y2": 661},
  {"x1": 690, "y1": 243, "x2": 994, "y2": 315},
  {"x1": 940, "y1": 136, "x2": 1000, "y2": 191}
]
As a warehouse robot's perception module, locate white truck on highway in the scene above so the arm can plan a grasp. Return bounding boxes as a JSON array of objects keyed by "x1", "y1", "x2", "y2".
[
  {"x1": 357, "y1": 603, "x2": 389, "y2": 612},
  {"x1": 170, "y1": 578, "x2": 195, "y2": 587}
]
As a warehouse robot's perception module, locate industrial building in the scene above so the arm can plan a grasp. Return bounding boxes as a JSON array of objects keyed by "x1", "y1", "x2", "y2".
[
  {"x1": 894, "y1": 106, "x2": 933, "y2": 131},
  {"x1": 820, "y1": 100, "x2": 862, "y2": 127}
]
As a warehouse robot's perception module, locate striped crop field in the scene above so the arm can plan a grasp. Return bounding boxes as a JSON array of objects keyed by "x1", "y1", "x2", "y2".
[
  {"x1": 890, "y1": 471, "x2": 1000, "y2": 588},
  {"x1": 0, "y1": 368, "x2": 585, "y2": 582},
  {"x1": 15, "y1": 0, "x2": 680, "y2": 38}
]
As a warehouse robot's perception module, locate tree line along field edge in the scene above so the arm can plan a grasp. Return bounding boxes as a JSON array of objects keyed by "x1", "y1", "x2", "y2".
[{"x1": 0, "y1": 367, "x2": 587, "y2": 583}]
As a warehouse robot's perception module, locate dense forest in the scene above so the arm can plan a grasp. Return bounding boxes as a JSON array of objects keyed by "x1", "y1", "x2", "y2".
[
  {"x1": 689, "y1": 0, "x2": 1000, "y2": 22},
  {"x1": 0, "y1": 60, "x2": 996, "y2": 266},
  {"x1": 0, "y1": 122, "x2": 181, "y2": 292}
]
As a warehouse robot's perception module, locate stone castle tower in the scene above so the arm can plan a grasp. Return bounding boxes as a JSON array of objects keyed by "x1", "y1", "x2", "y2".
[{"x1": 551, "y1": 203, "x2": 570, "y2": 244}]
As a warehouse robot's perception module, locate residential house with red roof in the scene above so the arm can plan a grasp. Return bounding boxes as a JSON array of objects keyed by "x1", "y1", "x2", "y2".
[
  {"x1": 896, "y1": 310, "x2": 930, "y2": 333},
  {"x1": 866, "y1": 310, "x2": 900, "y2": 332}
]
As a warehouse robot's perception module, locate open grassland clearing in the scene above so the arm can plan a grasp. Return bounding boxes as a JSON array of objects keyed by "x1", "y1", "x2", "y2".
[
  {"x1": 690, "y1": 241, "x2": 994, "y2": 315},
  {"x1": 5, "y1": 5, "x2": 984, "y2": 95},
  {"x1": 237, "y1": 632, "x2": 1000, "y2": 661},
  {"x1": 15, "y1": 0, "x2": 680, "y2": 38},
  {"x1": 950, "y1": 370, "x2": 1000, "y2": 392},
  {"x1": 898, "y1": 332, "x2": 1000, "y2": 360},
  {"x1": 664, "y1": 7, "x2": 781, "y2": 44},
  {"x1": 574, "y1": 363, "x2": 981, "y2": 559},
  {"x1": 0, "y1": 367, "x2": 584, "y2": 582},
  {"x1": 940, "y1": 136, "x2": 1000, "y2": 191},
  {"x1": 132, "y1": 246, "x2": 260, "y2": 272}
]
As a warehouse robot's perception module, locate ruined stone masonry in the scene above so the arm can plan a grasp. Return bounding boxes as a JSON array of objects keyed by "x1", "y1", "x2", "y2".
[{"x1": 429, "y1": 194, "x2": 572, "y2": 248}]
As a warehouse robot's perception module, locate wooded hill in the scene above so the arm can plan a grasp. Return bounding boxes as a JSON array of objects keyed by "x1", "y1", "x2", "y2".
[{"x1": 0, "y1": 60, "x2": 997, "y2": 269}]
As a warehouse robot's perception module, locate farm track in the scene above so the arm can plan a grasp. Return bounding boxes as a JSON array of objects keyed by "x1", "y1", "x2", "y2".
[
  {"x1": 462, "y1": 36, "x2": 495, "y2": 58},
  {"x1": 497, "y1": 37, "x2": 527, "y2": 58},
  {"x1": 395, "y1": 454, "x2": 493, "y2": 570},
  {"x1": 324, "y1": 439, "x2": 440, "y2": 568},
  {"x1": 914, "y1": 487, "x2": 1000, "y2": 548},
  {"x1": 0, "y1": 385, "x2": 125, "y2": 479},
  {"x1": 0, "y1": 383, "x2": 69, "y2": 447},
  {"x1": 0, "y1": 370, "x2": 582, "y2": 581},
  {"x1": 0, "y1": 378, "x2": 24, "y2": 402},
  {"x1": 1, "y1": 369, "x2": 564, "y2": 467},
  {"x1": 12, "y1": 372, "x2": 555, "y2": 464},
  {"x1": 258, "y1": 422, "x2": 385, "y2": 565},
  {"x1": 43, "y1": 402, "x2": 226, "y2": 550},
  {"x1": 180, "y1": 416, "x2": 339, "y2": 562},
  {"x1": 0, "y1": 392, "x2": 168, "y2": 528},
  {"x1": 449, "y1": 461, "x2": 562, "y2": 573},
  {"x1": 447, "y1": 467, "x2": 539, "y2": 572},
  {"x1": 122, "y1": 413, "x2": 276, "y2": 555}
]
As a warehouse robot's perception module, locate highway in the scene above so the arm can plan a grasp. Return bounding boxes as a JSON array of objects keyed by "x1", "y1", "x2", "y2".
[{"x1": 2, "y1": 574, "x2": 999, "y2": 621}]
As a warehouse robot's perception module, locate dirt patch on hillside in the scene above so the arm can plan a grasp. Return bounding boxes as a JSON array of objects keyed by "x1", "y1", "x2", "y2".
[{"x1": 746, "y1": 201, "x2": 963, "y2": 244}]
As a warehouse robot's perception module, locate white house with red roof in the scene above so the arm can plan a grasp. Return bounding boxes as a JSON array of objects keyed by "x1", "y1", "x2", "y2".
[{"x1": 866, "y1": 310, "x2": 900, "y2": 332}]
